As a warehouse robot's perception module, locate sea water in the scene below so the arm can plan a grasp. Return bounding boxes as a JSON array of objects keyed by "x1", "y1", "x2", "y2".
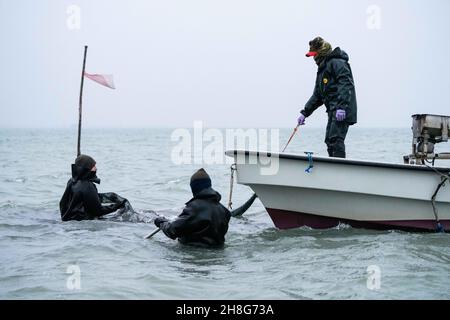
[{"x1": 1, "y1": 127, "x2": 449, "y2": 299}]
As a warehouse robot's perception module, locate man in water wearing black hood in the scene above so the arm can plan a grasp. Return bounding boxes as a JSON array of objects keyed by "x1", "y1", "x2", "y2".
[
  {"x1": 59, "y1": 154, "x2": 126, "y2": 221},
  {"x1": 154, "y1": 168, "x2": 256, "y2": 247},
  {"x1": 297, "y1": 37, "x2": 357, "y2": 158}
]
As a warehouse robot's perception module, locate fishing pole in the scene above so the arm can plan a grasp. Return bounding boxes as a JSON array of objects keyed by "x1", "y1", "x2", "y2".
[{"x1": 282, "y1": 124, "x2": 300, "y2": 152}]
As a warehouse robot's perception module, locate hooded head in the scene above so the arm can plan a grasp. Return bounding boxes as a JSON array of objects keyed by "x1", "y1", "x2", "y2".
[
  {"x1": 71, "y1": 154, "x2": 99, "y2": 182},
  {"x1": 305, "y1": 36, "x2": 332, "y2": 66},
  {"x1": 75, "y1": 154, "x2": 96, "y2": 170},
  {"x1": 190, "y1": 168, "x2": 212, "y2": 196}
]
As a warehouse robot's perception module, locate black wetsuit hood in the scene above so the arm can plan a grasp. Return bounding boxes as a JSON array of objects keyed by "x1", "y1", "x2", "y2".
[
  {"x1": 188, "y1": 186, "x2": 221, "y2": 204},
  {"x1": 71, "y1": 164, "x2": 100, "y2": 184}
]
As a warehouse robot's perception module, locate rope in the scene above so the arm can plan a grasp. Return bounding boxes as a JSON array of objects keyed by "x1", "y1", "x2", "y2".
[
  {"x1": 431, "y1": 176, "x2": 447, "y2": 233},
  {"x1": 305, "y1": 152, "x2": 314, "y2": 173},
  {"x1": 424, "y1": 162, "x2": 450, "y2": 180},
  {"x1": 228, "y1": 163, "x2": 237, "y2": 210},
  {"x1": 423, "y1": 163, "x2": 449, "y2": 233}
]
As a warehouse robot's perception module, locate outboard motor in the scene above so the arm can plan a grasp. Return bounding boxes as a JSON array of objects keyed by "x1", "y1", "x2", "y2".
[{"x1": 404, "y1": 114, "x2": 450, "y2": 165}]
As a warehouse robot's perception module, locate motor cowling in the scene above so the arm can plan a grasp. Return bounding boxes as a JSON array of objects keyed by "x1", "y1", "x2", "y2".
[{"x1": 404, "y1": 114, "x2": 450, "y2": 165}]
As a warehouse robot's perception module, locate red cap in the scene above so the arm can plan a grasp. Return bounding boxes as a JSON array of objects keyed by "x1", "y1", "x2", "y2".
[{"x1": 305, "y1": 51, "x2": 318, "y2": 57}]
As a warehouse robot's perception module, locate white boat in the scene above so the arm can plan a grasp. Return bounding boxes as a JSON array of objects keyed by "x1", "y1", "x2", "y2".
[{"x1": 225, "y1": 114, "x2": 450, "y2": 232}]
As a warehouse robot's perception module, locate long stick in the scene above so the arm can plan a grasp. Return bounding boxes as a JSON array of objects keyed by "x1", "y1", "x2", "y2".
[
  {"x1": 282, "y1": 125, "x2": 299, "y2": 152},
  {"x1": 144, "y1": 228, "x2": 161, "y2": 239},
  {"x1": 77, "y1": 45, "x2": 88, "y2": 156}
]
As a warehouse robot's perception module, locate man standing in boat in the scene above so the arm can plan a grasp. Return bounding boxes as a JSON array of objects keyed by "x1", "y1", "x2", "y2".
[{"x1": 298, "y1": 37, "x2": 357, "y2": 158}]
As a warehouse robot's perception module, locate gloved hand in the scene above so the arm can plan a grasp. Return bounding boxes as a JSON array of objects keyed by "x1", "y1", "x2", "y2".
[
  {"x1": 336, "y1": 109, "x2": 346, "y2": 122},
  {"x1": 297, "y1": 114, "x2": 306, "y2": 126},
  {"x1": 154, "y1": 217, "x2": 169, "y2": 228}
]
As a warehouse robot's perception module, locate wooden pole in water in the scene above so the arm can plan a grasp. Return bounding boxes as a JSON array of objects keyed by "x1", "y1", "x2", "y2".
[{"x1": 77, "y1": 45, "x2": 88, "y2": 156}]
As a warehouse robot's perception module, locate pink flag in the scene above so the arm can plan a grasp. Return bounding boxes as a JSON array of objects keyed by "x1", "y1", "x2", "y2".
[{"x1": 84, "y1": 72, "x2": 115, "y2": 89}]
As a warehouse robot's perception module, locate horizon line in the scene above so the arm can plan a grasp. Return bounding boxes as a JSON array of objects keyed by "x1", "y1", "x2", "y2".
[{"x1": 0, "y1": 125, "x2": 412, "y2": 130}]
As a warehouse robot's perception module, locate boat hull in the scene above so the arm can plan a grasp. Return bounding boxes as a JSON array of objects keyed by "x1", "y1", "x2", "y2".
[
  {"x1": 226, "y1": 150, "x2": 450, "y2": 232},
  {"x1": 266, "y1": 208, "x2": 450, "y2": 232}
]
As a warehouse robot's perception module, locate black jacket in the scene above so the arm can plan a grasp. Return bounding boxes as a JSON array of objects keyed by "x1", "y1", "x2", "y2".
[
  {"x1": 159, "y1": 187, "x2": 231, "y2": 247},
  {"x1": 59, "y1": 165, "x2": 122, "y2": 221},
  {"x1": 301, "y1": 47, "x2": 357, "y2": 124}
]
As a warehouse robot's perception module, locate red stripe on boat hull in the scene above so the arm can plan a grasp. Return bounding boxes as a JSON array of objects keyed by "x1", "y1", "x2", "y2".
[{"x1": 266, "y1": 208, "x2": 450, "y2": 232}]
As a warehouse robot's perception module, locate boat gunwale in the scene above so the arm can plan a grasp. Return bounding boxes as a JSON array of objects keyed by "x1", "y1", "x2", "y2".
[{"x1": 225, "y1": 150, "x2": 450, "y2": 173}]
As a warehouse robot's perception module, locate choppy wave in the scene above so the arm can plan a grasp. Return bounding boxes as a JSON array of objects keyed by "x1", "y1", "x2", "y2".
[{"x1": 1, "y1": 128, "x2": 450, "y2": 299}]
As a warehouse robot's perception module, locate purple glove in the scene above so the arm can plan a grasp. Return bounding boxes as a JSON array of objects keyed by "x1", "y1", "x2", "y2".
[
  {"x1": 336, "y1": 109, "x2": 346, "y2": 122},
  {"x1": 297, "y1": 114, "x2": 306, "y2": 126}
]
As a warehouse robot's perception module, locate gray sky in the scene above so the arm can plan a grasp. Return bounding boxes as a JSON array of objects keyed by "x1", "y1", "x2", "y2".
[{"x1": 1, "y1": 0, "x2": 449, "y2": 128}]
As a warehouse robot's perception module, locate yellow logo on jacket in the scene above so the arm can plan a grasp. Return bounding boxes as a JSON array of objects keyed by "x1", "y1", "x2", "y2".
[{"x1": 323, "y1": 78, "x2": 328, "y2": 84}]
